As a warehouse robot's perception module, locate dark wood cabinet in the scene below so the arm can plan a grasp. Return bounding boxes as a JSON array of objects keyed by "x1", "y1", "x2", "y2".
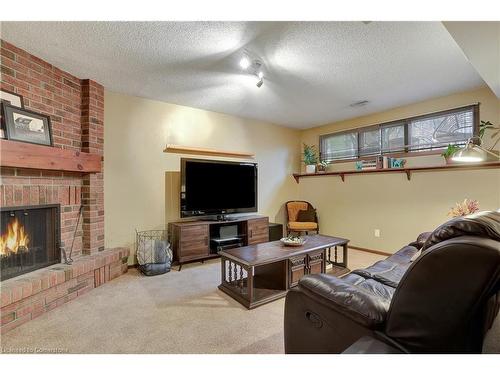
[
  {"x1": 247, "y1": 217, "x2": 269, "y2": 245},
  {"x1": 287, "y1": 250, "x2": 326, "y2": 288},
  {"x1": 288, "y1": 255, "x2": 307, "y2": 287},
  {"x1": 307, "y1": 250, "x2": 325, "y2": 275},
  {"x1": 169, "y1": 215, "x2": 270, "y2": 269},
  {"x1": 179, "y1": 224, "x2": 209, "y2": 260}
]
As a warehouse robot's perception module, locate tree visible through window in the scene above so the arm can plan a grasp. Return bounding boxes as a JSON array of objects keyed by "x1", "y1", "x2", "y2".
[
  {"x1": 408, "y1": 107, "x2": 475, "y2": 151},
  {"x1": 319, "y1": 105, "x2": 478, "y2": 162},
  {"x1": 320, "y1": 131, "x2": 358, "y2": 161}
]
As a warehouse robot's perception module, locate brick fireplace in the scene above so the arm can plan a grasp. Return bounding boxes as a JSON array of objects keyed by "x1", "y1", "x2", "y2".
[
  {"x1": 0, "y1": 40, "x2": 129, "y2": 333},
  {"x1": 1, "y1": 39, "x2": 104, "y2": 256},
  {"x1": 1, "y1": 204, "x2": 61, "y2": 281}
]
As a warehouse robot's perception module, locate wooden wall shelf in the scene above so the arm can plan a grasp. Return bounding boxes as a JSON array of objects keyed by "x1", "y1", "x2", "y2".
[
  {"x1": 293, "y1": 162, "x2": 500, "y2": 183},
  {"x1": 164, "y1": 144, "x2": 254, "y2": 159},
  {"x1": 0, "y1": 139, "x2": 102, "y2": 173}
]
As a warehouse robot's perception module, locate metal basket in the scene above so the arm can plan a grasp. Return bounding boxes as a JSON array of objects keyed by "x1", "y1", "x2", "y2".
[{"x1": 135, "y1": 229, "x2": 172, "y2": 275}]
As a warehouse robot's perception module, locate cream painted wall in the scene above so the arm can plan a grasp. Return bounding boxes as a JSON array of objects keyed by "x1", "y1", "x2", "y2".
[
  {"x1": 104, "y1": 91, "x2": 300, "y2": 263},
  {"x1": 299, "y1": 86, "x2": 500, "y2": 253},
  {"x1": 104, "y1": 86, "x2": 499, "y2": 260}
]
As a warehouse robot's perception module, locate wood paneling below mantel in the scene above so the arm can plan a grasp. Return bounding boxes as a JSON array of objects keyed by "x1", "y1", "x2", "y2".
[{"x1": 0, "y1": 139, "x2": 102, "y2": 173}]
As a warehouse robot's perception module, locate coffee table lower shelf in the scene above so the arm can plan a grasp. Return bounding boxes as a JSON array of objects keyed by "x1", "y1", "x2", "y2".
[{"x1": 218, "y1": 275, "x2": 289, "y2": 309}]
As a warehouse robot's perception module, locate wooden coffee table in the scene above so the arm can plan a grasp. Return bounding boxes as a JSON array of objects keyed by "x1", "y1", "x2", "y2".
[{"x1": 218, "y1": 234, "x2": 349, "y2": 309}]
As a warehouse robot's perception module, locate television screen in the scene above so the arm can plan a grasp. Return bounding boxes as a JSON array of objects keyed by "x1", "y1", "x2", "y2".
[{"x1": 180, "y1": 158, "x2": 257, "y2": 217}]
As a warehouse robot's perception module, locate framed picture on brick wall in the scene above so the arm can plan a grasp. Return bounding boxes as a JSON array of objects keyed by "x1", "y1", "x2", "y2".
[
  {"x1": 0, "y1": 89, "x2": 24, "y2": 108},
  {"x1": 0, "y1": 90, "x2": 24, "y2": 139},
  {"x1": 1, "y1": 102, "x2": 53, "y2": 146}
]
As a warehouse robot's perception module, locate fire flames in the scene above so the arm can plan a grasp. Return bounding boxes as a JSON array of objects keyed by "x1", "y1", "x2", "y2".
[{"x1": 0, "y1": 218, "x2": 30, "y2": 256}]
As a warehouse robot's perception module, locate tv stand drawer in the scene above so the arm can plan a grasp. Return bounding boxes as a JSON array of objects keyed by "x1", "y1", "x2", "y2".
[
  {"x1": 180, "y1": 224, "x2": 209, "y2": 259},
  {"x1": 247, "y1": 217, "x2": 269, "y2": 245},
  {"x1": 181, "y1": 224, "x2": 209, "y2": 241}
]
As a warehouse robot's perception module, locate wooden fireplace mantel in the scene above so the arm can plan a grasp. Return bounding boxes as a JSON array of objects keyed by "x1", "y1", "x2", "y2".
[{"x1": 0, "y1": 139, "x2": 102, "y2": 173}]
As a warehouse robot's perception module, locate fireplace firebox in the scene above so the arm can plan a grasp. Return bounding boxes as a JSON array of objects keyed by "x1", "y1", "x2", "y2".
[{"x1": 0, "y1": 204, "x2": 60, "y2": 281}]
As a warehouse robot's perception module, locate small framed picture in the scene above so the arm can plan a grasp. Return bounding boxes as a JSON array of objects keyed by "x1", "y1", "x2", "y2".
[
  {"x1": 1, "y1": 103, "x2": 53, "y2": 146},
  {"x1": 0, "y1": 90, "x2": 25, "y2": 139},
  {"x1": 0, "y1": 89, "x2": 24, "y2": 108}
]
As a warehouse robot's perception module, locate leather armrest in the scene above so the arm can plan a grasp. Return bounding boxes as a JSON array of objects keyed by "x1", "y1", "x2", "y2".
[{"x1": 298, "y1": 274, "x2": 390, "y2": 328}]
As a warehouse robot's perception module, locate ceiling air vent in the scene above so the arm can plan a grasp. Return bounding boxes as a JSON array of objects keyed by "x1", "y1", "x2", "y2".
[{"x1": 349, "y1": 100, "x2": 370, "y2": 108}]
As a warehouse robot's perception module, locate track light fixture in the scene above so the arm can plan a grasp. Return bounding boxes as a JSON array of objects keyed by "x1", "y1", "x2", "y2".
[
  {"x1": 239, "y1": 51, "x2": 266, "y2": 88},
  {"x1": 239, "y1": 56, "x2": 251, "y2": 70}
]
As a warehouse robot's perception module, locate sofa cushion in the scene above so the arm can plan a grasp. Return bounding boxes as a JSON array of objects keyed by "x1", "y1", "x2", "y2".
[
  {"x1": 288, "y1": 221, "x2": 318, "y2": 230},
  {"x1": 286, "y1": 201, "x2": 308, "y2": 221},
  {"x1": 342, "y1": 273, "x2": 396, "y2": 301},
  {"x1": 299, "y1": 274, "x2": 391, "y2": 328},
  {"x1": 297, "y1": 208, "x2": 316, "y2": 222},
  {"x1": 422, "y1": 210, "x2": 500, "y2": 251},
  {"x1": 351, "y1": 260, "x2": 411, "y2": 288}
]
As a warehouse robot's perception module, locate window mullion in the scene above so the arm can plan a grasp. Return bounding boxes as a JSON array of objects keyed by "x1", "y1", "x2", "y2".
[
  {"x1": 356, "y1": 131, "x2": 360, "y2": 158},
  {"x1": 378, "y1": 125, "x2": 382, "y2": 156},
  {"x1": 404, "y1": 120, "x2": 409, "y2": 153}
]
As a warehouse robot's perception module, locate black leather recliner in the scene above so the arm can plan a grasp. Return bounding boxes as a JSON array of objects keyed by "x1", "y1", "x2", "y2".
[{"x1": 284, "y1": 211, "x2": 500, "y2": 353}]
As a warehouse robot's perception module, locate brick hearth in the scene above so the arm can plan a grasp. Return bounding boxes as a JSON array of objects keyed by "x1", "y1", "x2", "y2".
[
  {"x1": 0, "y1": 247, "x2": 129, "y2": 333},
  {"x1": 1, "y1": 40, "x2": 128, "y2": 332}
]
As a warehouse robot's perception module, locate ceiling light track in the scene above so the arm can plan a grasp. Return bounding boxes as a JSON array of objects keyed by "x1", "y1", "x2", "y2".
[{"x1": 239, "y1": 50, "x2": 266, "y2": 88}]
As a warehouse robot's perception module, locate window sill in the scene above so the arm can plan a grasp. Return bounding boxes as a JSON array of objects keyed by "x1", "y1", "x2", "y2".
[{"x1": 324, "y1": 149, "x2": 444, "y2": 164}]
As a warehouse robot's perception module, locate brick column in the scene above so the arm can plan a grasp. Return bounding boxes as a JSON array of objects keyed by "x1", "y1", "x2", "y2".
[{"x1": 81, "y1": 79, "x2": 104, "y2": 254}]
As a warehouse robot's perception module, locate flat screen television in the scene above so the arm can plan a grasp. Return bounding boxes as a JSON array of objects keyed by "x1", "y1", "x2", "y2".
[{"x1": 180, "y1": 158, "x2": 258, "y2": 218}]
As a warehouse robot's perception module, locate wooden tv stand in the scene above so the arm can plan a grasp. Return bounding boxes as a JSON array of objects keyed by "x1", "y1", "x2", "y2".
[{"x1": 168, "y1": 215, "x2": 269, "y2": 270}]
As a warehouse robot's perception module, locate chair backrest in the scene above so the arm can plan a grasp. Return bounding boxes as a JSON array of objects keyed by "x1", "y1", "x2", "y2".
[
  {"x1": 385, "y1": 236, "x2": 500, "y2": 353},
  {"x1": 286, "y1": 201, "x2": 311, "y2": 222}
]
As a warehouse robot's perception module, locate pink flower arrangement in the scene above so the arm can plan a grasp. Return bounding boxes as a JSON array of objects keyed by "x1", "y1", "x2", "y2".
[{"x1": 448, "y1": 199, "x2": 480, "y2": 217}]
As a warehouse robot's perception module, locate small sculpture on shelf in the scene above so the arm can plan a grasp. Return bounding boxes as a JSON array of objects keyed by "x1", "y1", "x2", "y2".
[
  {"x1": 316, "y1": 160, "x2": 328, "y2": 173},
  {"x1": 390, "y1": 158, "x2": 406, "y2": 168}
]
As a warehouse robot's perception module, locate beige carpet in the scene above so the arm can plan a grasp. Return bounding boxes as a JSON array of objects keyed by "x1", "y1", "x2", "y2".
[
  {"x1": 0, "y1": 260, "x2": 285, "y2": 354},
  {"x1": 1, "y1": 250, "x2": 498, "y2": 354}
]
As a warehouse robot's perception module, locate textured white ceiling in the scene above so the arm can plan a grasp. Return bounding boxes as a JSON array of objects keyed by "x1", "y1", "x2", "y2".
[{"x1": 0, "y1": 21, "x2": 485, "y2": 128}]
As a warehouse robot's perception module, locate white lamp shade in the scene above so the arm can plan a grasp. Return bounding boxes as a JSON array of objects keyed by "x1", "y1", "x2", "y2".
[{"x1": 451, "y1": 143, "x2": 487, "y2": 162}]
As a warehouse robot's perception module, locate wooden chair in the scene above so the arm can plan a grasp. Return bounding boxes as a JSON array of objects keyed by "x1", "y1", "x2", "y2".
[{"x1": 285, "y1": 200, "x2": 319, "y2": 235}]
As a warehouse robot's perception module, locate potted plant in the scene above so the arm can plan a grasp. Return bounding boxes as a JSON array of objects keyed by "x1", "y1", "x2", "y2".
[
  {"x1": 316, "y1": 160, "x2": 329, "y2": 173},
  {"x1": 441, "y1": 144, "x2": 461, "y2": 164},
  {"x1": 303, "y1": 143, "x2": 318, "y2": 174},
  {"x1": 447, "y1": 198, "x2": 479, "y2": 217},
  {"x1": 479, "y1": 120, "x2": 500, "y2": 150}
]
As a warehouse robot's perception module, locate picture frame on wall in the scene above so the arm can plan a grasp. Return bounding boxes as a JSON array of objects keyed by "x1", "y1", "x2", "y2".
[
  {"x1": 0, "y1": 90, "x2": 24, "y2": 139},
  {"x1": 1, "y1": 102, "x2": 53, "y2": 146},
  {"x1": 0, "y1": 89, "x2": 24, "y2": 108}
]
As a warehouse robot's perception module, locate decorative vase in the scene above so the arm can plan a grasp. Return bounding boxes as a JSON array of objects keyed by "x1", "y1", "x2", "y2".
[{"x1": 305, "y1": 164, "x2": 316, "y2": 174}]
